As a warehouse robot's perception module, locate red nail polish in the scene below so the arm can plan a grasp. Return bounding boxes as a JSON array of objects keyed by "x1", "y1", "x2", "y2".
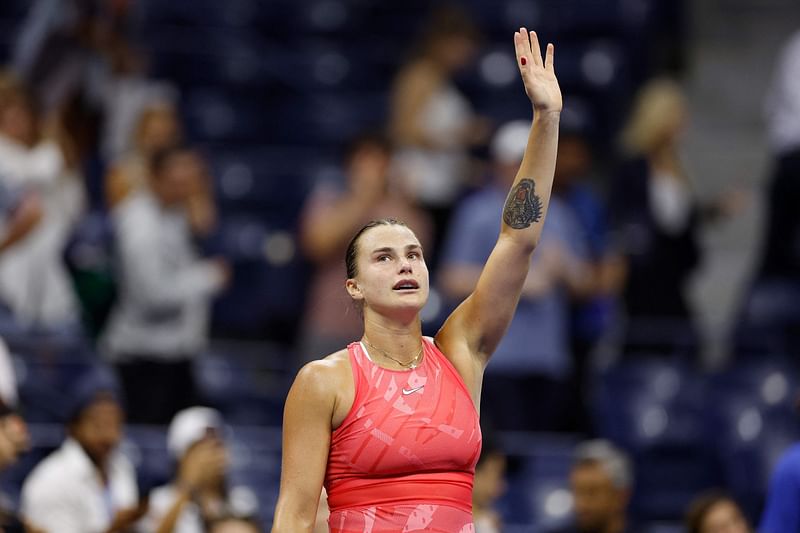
[{"x1": 521, "y1": 57, "x2": 527, "y2": 66}]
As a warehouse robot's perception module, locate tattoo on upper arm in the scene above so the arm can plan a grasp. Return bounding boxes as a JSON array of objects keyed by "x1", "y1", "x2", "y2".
[{"x1": 502, "y1": 179, "x2": 543, "y2": 229}]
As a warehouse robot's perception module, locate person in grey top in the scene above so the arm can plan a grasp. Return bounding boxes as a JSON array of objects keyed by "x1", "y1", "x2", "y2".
[{"x1": 102, "y1": 145, "x2": 228, "y2": 424}]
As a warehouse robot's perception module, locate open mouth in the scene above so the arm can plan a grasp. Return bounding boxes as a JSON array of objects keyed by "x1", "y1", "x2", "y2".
[{"x1": 393, "y1": 279, "x2": 420, "y2": 291}]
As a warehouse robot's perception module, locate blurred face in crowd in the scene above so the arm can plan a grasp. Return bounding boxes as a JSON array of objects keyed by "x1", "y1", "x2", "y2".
[
  {"x1": 571, "y1": 461, "x2": 629, "y2": 532},
  {"x1": 136, "y1": 105, "x2": 181, "y2": 155},
  {"x1": 346, "y1": 224, "x2": 429, "y2": 318},
  {"x1": 698, "y1": 499, "x2": 749, "y2": 533},
  {"x1": 346, "y1": 141, "x2": 391, "y2": 196},
  {"x1": 0, "y1": 412, "x2": 29, "y2": 465},
  {"x1": 473, "y1": 451, "x2": 507, "y2": 508},
  {"x1": 432, "y1": 35, "x2": 478, "y2": 73},
  {"x1": 152, "y1": 150, "x2": 204, "y2": 207},
  {"x1": 69, "y1": 396, "x2": 124, "y2": 467},
  {"x1": 0, "y1": 96, "x2": 36, "y2": 147}
]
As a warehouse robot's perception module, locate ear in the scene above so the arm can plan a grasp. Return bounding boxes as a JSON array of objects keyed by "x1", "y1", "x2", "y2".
[{"x1": 345, "y1": 278, "x2": 363, "y2": 301}]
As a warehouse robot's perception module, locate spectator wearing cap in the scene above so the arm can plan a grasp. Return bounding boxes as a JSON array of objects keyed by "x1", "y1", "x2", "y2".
[
  {"x1": 20, "y1": 372, "x2": 143, "y2": 533},
  {"x1": 140, "y1": 407, "x2": 249, "y2": 533},
  {"x1": 438, "y1": 120, "x2": 592, "y2": 432},
  {"x1": 547, "y1": 440, "x2": 635, "y2": 533}
]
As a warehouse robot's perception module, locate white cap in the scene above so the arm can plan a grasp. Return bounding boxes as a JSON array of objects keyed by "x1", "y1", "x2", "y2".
[
  {"x1": 167, "y1": 406, "x2": 224, "y2": 458},
  {"x1": 490, "y1": 120, "x2": 531, "y2": 164}
]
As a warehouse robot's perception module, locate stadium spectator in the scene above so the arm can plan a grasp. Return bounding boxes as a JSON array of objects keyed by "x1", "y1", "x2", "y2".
[
  {"x1": 0, "y1": 399, "x2": 26, "y2": 533},
  {"x1": 0, "y1": 338, "x2": 28, "y2": 471},
  {"x1": 439, "y1": 120, "x2": 592, "y2": 431},
  {"x1": 552, "y1": 123, "x2": 617, "y2": 433},
  {"x1": 105, "y1": 101, "x2": 182, "y2": 209},
  {"x1": 0, "y1": 73, "x2": 85, "y2": 330},
  {"x1": 610, "y1": 78, "x2": 701, "y2": 357},
  {"x1": 0, "y1": 342, "x2": 31, "y2": 533},
  {"x1": 20, "y1": 371, "x2": 144, "y2": 533},
  {"x1": 140, "y1": 407, "x2": 254, "y2": 533},
  {"x1": 759, "y1": 442, "x2": 800, "y2": 533},
  {"x1": 389, "y1": 5, "x2": 488, "y2": 268},
  {"x1": 548, "y1": 440, "x2": 635, "y2": 533},
  {"x1": 104, "y1": 102, "x2": 217, "y2": 239},
  {"x1": 298, "y1": 132, "x2": 432, "y2": 365},
  {"x1": 685, "y1": 491, "x2": 750, "y2": 533},
  {"x1": 101, "y1": 146, "x2": 228, "y2": 424}
]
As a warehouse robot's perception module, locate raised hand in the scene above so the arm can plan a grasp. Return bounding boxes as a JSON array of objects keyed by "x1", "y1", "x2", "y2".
[{"x1": 514, "y1": 28, "x2": 562, "y2": 113}]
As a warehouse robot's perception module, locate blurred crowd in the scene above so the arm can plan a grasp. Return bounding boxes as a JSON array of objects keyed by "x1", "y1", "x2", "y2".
[{"x1": 0, "y1": 0, "x2": 798, "y2": 532}]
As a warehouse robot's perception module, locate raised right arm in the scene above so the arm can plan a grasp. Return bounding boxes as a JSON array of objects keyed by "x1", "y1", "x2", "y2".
[{"x1": 272, "y1": 361, "x2": 338, "y2": 533}]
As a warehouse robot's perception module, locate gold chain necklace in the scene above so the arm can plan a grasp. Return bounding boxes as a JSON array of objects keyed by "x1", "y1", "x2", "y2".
[{"x1": 362, "y1": 336, "x2": 424, "y2": 369}]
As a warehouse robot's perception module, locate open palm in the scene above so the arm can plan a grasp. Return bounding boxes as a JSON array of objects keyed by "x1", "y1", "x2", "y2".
[{"x1": 514, "y1": 28, "x2": 562, "y2": 113}]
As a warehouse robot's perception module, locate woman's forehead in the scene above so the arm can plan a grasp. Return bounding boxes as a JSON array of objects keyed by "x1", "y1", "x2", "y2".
[{"x1": 360, "y1": 224, "x2": 420, "y2": 251}]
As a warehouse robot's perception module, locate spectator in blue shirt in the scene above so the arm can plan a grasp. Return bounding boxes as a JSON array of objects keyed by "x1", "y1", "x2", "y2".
[
  {"x1": 760, "y1": 443, "x2": 800, "y2": 533},
  {"x1": 438, "y1": 120, "x2": 592, "y2": 431}
]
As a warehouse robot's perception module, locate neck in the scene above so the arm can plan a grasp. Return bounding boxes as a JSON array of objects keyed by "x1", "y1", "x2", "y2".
[{"x1": 362, "y1": 311, "x2": 423, "y2": 361}]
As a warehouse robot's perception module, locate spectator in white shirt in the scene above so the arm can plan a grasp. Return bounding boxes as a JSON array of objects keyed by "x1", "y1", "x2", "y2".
[
  {"x1": 20, "y1": 373, "x2": 144, "y2": 533},
  {"x1": 101, "y1": 146, "x2": 229, "y2": 424},
  {"x1": 0, "y1": 73, "x2": 85, "y2": 330}
]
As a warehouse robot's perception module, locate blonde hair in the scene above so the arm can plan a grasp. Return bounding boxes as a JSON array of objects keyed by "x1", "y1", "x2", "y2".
[{"x1": 620, "y1": 78, "x2": 686, "y2": 156}]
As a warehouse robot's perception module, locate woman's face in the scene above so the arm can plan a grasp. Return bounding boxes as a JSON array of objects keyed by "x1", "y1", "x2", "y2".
[
  {"x1": 701, "y1": 500, "x2": 749, "y2": 533},
  {"x1": 138, "y1": 108, "x2": 181, "y2": 154},
  {"x1": 347, "y1": 224, "x2": 429, "y2": 317}
]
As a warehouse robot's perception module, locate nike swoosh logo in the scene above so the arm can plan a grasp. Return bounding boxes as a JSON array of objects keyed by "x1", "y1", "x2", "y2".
[{"x1": 402, "y1": 385, "x2": 424, "y2": 395}]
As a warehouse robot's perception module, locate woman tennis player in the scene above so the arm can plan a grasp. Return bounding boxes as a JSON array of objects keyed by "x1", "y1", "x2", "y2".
[{"x1": 272, "y1": 27, "x2": 562, "y2": 532}]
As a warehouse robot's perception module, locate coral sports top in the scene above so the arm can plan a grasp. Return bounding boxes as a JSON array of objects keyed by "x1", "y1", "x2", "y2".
[{"x1": 325, "y1": 338, "x2": 482, "y2": 533}]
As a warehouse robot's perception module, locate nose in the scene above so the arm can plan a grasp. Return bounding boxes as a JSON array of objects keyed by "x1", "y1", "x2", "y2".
[{"x1": 398, "y1": 258, "x2": 412, "y2": 273}]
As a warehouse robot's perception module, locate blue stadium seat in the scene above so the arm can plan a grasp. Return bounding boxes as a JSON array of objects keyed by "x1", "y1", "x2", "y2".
[
  {"x1": 226, "y1": 425, "x2": 282, "y2": 523},
  {"x1": 497, "y1": 433, "x2": 578, "y2": 530},
  {"x1": 591, "y1": 360, "x2": 720, "y2": 522},
  {"x1": 591, "y1": 359, "x2": 704, "y2": 449},
  {"x1": 194, "y1": 353, "x2": 285, "y2": 426},
  {"x1": 705, "y1": 357, "x2": 800, "y2": 519}
]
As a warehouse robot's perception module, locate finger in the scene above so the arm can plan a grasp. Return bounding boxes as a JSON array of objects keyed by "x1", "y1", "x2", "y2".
[
  {"x1": 530, "y1": 30, "x2": 543, "y2": 67},
  {"x1": 545, "y1": 42, "x2": 555, "y2": 71},
  {"x1": 514, "y1": 28, "x2": 529, "y2": 68}
]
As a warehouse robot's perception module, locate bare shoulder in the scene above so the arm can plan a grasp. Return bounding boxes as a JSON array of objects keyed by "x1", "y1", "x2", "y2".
[
  {"x1": 289, "y1": 349, "x2": 355, "y2": 429},
  {"x1": 293, "y1": 349, "x2": 351, "y2": 396}
]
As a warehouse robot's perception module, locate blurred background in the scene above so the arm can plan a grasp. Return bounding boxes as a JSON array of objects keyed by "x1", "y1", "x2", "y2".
[{"x1": 0, "y1": 0, "x2": 799, "y2": 531}]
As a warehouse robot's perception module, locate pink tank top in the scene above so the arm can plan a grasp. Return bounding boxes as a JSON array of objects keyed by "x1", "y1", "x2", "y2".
[{"x1": 325, "y1": 338, "x2": 481, "y2": 532}]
